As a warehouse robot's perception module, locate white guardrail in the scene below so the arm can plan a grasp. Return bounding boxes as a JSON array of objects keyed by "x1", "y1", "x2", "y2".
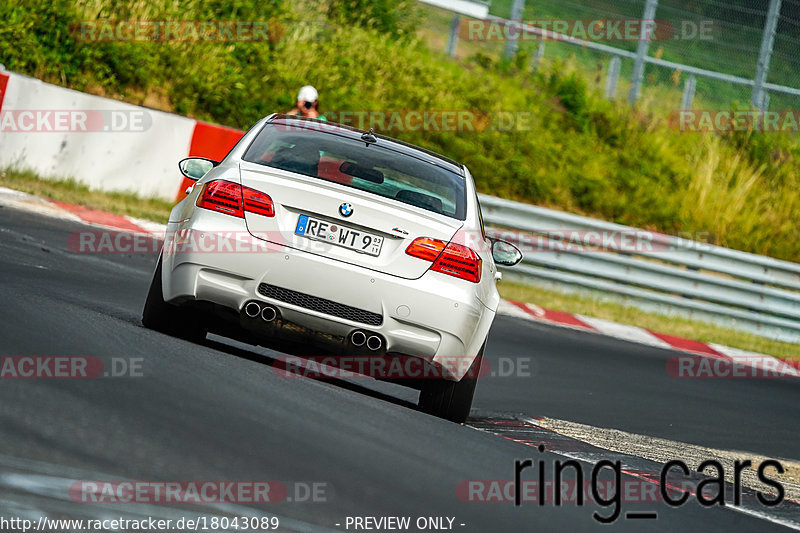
[{"x1": 479, "y1": 194, "x2": 800, "y2": 344}]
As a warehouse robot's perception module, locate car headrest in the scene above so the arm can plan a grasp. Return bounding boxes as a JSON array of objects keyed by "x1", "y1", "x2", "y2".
[
  {"x1": 271, "y1": 145, "x2": 320, "y2": 176},
  {"x1": 395, "y1": 189, "x2": 443, "y2": 214}
]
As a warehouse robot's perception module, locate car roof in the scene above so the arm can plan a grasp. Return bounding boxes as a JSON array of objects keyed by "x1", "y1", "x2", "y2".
[{"x1": 267, "y1": 114, "x2": 464, "y2": 176}]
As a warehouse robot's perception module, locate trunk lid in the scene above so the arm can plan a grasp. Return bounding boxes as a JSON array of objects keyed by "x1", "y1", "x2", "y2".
[{"x1": 239, "y1": 161, "x2": 463, "y2": 279}]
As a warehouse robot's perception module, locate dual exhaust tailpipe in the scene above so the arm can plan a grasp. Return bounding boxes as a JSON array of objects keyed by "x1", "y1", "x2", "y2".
[
  {"x1": 243, "y1": 301, "x2": 279, "y2": 322},
  {"x1": 243, "y1": 302, "x2": 380, "y2": 350},
  {"x1": 350, "y1": 330, "x2": 383, "y2": 351}
]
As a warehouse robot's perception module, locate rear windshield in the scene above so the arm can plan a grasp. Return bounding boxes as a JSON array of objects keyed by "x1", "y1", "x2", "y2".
[{"x1": 242, "y1": 123, "x2": 466, "y2": 219}]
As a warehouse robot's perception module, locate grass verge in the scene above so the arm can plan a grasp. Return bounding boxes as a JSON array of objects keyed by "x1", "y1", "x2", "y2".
[
  {"x1": 0, "y1": 169, "x2": 173, "y2": 223},
  {"x1": 498, "y1": 281, "x2": 800, "y2": 362}
]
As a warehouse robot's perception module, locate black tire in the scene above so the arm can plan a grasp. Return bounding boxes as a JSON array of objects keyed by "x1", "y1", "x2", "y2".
[
  {"x1": 142, "y1": 255, "x2": 206, "y2": 343},
  {"x1": 418, "y1": 343, "x2": 485, "y2": 423}
]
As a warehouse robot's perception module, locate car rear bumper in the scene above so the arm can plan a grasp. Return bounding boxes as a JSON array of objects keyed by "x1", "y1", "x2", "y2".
[{"x1": 161, "y1": 209, "x2": 496, "y2": 380}]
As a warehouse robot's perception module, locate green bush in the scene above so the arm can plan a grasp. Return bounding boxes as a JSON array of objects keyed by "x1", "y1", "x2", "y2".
[{"x1": 325, "y1": 0, "x2": 420, "y2": 38}]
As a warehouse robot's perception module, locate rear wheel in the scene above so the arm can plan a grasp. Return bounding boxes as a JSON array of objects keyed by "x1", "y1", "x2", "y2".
[
  {"x1": 418, "y1": 343, "x2": 485, "y2": 423},
  {"x1": 142, "y1": 255, "x2": 206, "y2": 343}
]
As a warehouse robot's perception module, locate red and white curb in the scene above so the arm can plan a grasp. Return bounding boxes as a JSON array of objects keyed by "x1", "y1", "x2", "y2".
[
  {"x1": 0, "y1": 186, "x2": 166, "y2": 238},
  {"x1": 2, "y1": 186, "x2": 797, "y2": 376},
  {"x1": 497, "y1": 299, "x2": 800, "y2": 378}
]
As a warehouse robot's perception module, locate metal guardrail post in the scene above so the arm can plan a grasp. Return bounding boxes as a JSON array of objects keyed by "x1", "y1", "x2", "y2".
[
  {"x1": 752, "y1": 0, "x2": 782, "y2": 110},
  {"x1": 681, "y1": 75, "x2": 697, "y2": 110},
  {"x1": 446, "y1": 15, "x2": 460, "y2": 57},
  {"x1": 502, "y1": 0, "x2": 525, "y2": 60},
  {"x1": 628, "y1": 0, "x2": 659, "y2": 104},
  {"x1": 531, "y1": 41, "x2": 545, "y2": 70},
  {"x1": 605, "y1": 57, "x2": 621, "y2": 100}
]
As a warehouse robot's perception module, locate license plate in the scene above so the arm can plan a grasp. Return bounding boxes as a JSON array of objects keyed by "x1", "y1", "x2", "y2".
[{"x1": 295, "y1": 214, "x2": 384, "y2": 256}]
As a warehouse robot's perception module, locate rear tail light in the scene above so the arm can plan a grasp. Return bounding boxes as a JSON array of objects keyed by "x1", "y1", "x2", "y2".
[
  {"x1": 242, "y1": 186, "x2": 275, "y2": 217},
  {"x1": 433, "y1": 242, "x2": 482, "y2": 283},
  {"x1": 405, "y1": 237, "x2": 482, "y2": 283},
  {"x1": 196, "y1": 180, "x2": 243, "y2": 216},
  {"x1": 404, "y1": 237, "x2": 446, "y2": 261},
  {"x1": 196, "y1": 180, "x2": 274, "y2": 218}
]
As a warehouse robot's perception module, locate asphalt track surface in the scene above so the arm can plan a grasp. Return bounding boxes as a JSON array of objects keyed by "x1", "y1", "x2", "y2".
[{"x1": 0, "y1": 204, "x2": 798, "y2": 532}]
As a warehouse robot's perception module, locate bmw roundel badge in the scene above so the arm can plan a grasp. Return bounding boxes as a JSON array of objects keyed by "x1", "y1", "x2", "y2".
[{"x1": 339, "y1": 203, "x2": 353, "y2": 217}]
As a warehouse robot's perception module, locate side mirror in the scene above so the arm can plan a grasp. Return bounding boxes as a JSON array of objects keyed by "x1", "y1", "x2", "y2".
[
  {"x1": 490, "y1": 238, "x2": 523, "y2": 266},
  {"x1": 178, "y1": 157, "x2": 219, "y2": 181}
]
